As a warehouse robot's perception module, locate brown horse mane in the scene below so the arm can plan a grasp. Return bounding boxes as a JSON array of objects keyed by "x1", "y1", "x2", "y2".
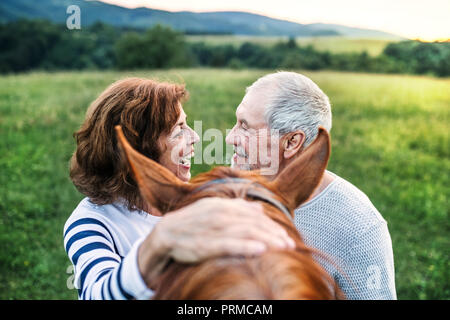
[{"x1": 153, "y1": 167, "x2": 344, "y2": 299}]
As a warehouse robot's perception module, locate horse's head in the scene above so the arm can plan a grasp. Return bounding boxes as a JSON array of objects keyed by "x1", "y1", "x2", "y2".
[{"x1": 115, "y1": 125, "x2": 341, "y2": 299}]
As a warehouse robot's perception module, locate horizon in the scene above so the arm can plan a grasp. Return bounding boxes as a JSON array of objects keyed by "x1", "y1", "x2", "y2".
[{"x1": 96, "y1": 0, "x2": 450, "y2": 42}]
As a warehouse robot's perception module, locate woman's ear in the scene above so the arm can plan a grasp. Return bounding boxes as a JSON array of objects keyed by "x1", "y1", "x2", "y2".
[
  {"x1": 282, "y1": 130, "x2": 306, "y2": 160},
  {"x1": 115, "y1": 126, "x2": 193, "y2": 214}
]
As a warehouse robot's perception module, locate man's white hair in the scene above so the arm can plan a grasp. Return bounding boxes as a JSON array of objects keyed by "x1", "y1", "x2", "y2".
[{"x1": 246, "y1": 71, "x2": 332, "y2": 147}]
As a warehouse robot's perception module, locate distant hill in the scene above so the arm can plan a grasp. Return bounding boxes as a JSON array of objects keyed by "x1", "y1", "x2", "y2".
[{"x1": 0, "y1": 0, "x2": 404, "y2": 39}]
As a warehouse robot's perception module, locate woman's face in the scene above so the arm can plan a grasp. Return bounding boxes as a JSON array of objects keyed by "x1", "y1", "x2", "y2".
[{"x1": 157, "y1": 105, "x2": 200, "y2": 182}]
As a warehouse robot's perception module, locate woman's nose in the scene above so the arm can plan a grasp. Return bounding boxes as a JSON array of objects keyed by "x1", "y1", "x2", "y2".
[{"x1": 188, "y1": 127, "x2": 200, "y2": 144}]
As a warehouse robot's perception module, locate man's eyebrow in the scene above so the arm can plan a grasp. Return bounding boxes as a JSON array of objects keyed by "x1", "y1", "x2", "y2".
[{"x1": 236, "y1": 110, "x2": 249, "y2": 127}]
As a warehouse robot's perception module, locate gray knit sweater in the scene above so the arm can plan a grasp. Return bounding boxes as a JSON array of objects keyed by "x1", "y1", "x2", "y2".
[{"x1": 294, "y1": 171, "x2": 397, "y2": 300}]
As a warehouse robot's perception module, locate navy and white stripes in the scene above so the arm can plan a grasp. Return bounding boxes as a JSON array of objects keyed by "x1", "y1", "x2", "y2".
[{"x1": 63, "y1": 198, "x2": 161, "y2": 300}]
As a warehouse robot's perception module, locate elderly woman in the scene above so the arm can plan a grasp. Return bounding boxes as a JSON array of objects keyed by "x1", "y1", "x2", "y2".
[{"x1": 64, "y1": 78, "x2": 294, "y2": 300}]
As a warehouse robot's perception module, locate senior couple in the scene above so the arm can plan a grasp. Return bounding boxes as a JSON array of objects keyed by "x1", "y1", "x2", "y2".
[{"x1": 64, "y1": 71, "x2": 396, "y2": 300}]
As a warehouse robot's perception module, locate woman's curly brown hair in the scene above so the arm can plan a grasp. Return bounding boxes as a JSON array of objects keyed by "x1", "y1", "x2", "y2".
[{"x1": 70, "y1": 77, "x2": 188, "y2": 211}]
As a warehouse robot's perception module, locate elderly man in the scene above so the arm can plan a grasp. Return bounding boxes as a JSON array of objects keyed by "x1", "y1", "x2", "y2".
[{"x1": 225, "y1": 71, "x2": 396, "y2": 299}]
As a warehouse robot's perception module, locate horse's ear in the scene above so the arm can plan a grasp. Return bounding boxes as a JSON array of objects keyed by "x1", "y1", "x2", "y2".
[
  {"x1": 268, "y1": 127, "x2": 331, "y2": 212},
  {"x1": 115, "y1": 125, "x2": 193, "y2": 214}
]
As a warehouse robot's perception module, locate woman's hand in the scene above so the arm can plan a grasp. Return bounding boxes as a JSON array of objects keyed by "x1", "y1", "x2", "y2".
[{"x1": 137, "y1": 197, "x2": 295, "y2": 288}]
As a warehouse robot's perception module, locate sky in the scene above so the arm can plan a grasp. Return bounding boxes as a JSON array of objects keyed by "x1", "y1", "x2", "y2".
[{"x1": 97, "y1": 0, "x2": 450, "y2": 41}]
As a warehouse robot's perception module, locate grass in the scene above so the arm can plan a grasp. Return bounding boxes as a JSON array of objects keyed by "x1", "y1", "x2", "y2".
[
  {"x1": 0, "y1": 69, "x2": 448, "y2": 299},
  {"x1": 186, "y1": 35, "x2": 395, "y2": 56}
]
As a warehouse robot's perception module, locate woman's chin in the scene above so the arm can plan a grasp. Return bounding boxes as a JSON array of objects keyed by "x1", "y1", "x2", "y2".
[{"x1": 177, "y1": 164, "x2": 191, "y2": 181}]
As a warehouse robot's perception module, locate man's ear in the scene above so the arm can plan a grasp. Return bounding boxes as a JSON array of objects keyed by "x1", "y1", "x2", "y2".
[
  {"x1": 268, "y1": 127, "x2": 330, "y2": 212},
  {"x1": 115, "y1": 125, "x2": 193, "y2": 214},
  {"x1": 282, "y1": 130, "x2": 306, "y2": 160}
]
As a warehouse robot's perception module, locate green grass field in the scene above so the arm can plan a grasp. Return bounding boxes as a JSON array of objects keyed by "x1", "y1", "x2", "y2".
[
  {"x1": 0, "y1": 69, "x2": 448, "y2": 299},
  {"x1": 186, "y1": 35, "x2": 394, "y2": 56}
]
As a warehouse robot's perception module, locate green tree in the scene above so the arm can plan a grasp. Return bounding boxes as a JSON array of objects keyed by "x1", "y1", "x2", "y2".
[
  {"x1": 115, "y1": 32, "x2": 148, "y2": 69},
  {"x1": 0, "y1": 19, "x2": 60, "y2": 72},
  {"x1": 209, "y1": 45, "x2": 236, "y2": 67},
  {"x1": 383, "y1": 40, "x2": 450, "y2": 76},
  {"x1": 115, "y1": 24, "x2": 190, "y2": 69}
]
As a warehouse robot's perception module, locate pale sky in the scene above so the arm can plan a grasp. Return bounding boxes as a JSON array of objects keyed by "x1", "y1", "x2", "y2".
[{"x1": 98, "y1": 0, "x2": 450, "y2": 41}]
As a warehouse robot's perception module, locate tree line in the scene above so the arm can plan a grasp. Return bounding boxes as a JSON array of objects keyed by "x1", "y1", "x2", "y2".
[{"x1": 1, "y1": 19, "x2": 449, "y2": 77}]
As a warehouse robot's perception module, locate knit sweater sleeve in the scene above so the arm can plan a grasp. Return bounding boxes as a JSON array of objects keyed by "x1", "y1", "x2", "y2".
[{"x1": 338, "y1": 221, "x2": 397, "y2": 300}]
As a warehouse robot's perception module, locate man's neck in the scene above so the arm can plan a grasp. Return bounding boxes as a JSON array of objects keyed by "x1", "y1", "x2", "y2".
[
  {"x1": 265, "y1": 167, "x2": 335, "y2": 204},
  {"x1": 304, "y1": 171, "x2": 335, "y2": 204}
]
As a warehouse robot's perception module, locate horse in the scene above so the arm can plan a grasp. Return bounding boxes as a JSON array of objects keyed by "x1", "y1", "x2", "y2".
[{"x1": 115, "y1": 125, "x2": 342, "y2": 299}]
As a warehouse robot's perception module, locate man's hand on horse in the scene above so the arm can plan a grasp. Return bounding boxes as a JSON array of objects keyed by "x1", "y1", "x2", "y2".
[{"x1": 137, "y1": 197, "x2": 295, "y2": 288}]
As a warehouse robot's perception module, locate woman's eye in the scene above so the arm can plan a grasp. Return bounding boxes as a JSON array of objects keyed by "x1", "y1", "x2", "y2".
[
  {"x1": 177, "y1": 128, "x2": 186, "y2": 137},
  {"x1": 172, "y1": 130, "x2": 181, "y2": 138}
]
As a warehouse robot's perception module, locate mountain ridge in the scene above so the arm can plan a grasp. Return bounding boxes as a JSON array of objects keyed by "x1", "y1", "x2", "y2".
[{"x1": 0, "y1": 0, "x2": 404, "y2": 40}]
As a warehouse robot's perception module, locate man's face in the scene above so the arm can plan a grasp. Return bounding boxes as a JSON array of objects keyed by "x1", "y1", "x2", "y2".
[{"x1": 225, "y1": 90, "x2": 281, "y2": 175}]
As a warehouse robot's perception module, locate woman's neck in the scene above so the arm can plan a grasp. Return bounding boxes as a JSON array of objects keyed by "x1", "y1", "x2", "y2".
[{"x1": 142, "y1": 202, "x2": 163, "y2": 216}]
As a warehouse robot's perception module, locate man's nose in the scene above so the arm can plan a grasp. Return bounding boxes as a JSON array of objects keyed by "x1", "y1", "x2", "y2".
[{"x1": 225, "y1": 125, "x2": 239, "y2": 146}]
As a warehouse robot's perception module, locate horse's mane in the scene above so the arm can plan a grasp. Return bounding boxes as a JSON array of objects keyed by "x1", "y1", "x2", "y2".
[
  {"x1": 189, "y1": 166, "x2": 267, "y2": 186},
  {"x1": 152, "y1": 166, "x2": 344, "y2": 300}
]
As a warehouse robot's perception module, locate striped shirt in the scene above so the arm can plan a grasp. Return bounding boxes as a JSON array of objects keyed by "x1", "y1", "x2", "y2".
[{"x1": 63, "y1": 198, "x2": 161, "y2": 299}]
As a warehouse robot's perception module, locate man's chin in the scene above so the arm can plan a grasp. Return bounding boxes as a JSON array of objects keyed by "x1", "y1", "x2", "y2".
[{"x1": 231, "y1": 161, "x2": 254, "y2": 171}]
